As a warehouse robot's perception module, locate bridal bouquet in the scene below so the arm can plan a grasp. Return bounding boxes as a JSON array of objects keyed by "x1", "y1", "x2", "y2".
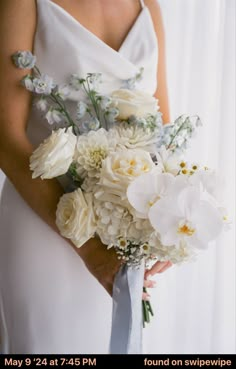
[{"x1": 13, "y1": 51, "x2": 229, "y2": 325}]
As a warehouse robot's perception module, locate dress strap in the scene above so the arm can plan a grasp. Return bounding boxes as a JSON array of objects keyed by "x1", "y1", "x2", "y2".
[{"x1": 139, "y1": 0, "x2": 145, "y2": 9}]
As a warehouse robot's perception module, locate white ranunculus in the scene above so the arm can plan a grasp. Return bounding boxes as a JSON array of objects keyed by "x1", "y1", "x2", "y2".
[
  {"x1": 149, "y1": 186, "x2": 223, "y2": 249},
  {"x1": 110, "y1": 89, "x2": 158, "y2": 120},
  {"x1": 97, "y1": 149, "x2": 155, "y2": 201},
  {"x1": 74, "y1": 128, "x2": 117, "y2": 179},
  {"x1": 30, "y1": 127, "x2": 76, "y2": 179},
  {"x1": 109, "y1": 123, "x2": 159, "y2": 152},
  {"x1": 127, "y1": 170, "x2": 175, "y2": 218},
  {"x1": 56, "y1": 189, "x2": 96, "y2": 248}
]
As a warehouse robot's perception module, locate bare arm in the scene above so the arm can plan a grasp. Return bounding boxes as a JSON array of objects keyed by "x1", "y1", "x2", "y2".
[
  {"x1": 0, "y1": 0, "x2": 120, "y2": 295},
  {"x1": 145, "y1": 0, "x2": 170, "y2": 123}
]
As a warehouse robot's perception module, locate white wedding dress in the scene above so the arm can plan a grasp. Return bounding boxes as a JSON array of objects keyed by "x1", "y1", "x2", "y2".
[{"x1": 0, "y1": 0, "x2": 158, "y2": 354}]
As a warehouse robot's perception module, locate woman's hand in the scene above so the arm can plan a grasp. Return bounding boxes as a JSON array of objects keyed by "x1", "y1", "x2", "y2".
[
  {"x1": 143, "y1": 261, "x2": 173, "y2": 300},
  {"x1": 78, "y1": 238, "x2": 172, "y2": 299},
  {"x1": 75, "y1": 237, "x2": 122, "y2": 296}
]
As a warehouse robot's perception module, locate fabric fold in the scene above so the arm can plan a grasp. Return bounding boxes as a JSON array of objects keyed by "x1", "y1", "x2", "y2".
[{"x1": 109, "y1": 262, "x2": 144, "y2": 354}]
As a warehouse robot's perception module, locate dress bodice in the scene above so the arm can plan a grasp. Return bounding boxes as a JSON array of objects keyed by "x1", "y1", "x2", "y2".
[{"x1": 27, "y1": 0, "x2": 158, "y2": 146}]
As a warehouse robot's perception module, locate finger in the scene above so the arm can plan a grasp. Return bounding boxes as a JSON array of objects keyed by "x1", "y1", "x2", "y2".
[
  {"x1": 145, "y1": 261, "x2": 169, "y2": 277},
  {"x1": 142, "y1": 292, "x2": 150, "y2": 301},
  {"x1": 145, "y1": 260, "x2": 172, "y2": 278},
  {"x1": 157, "y1": 260, "x2": 173, "y2": 274},
  {"x1": 143, "y1": 279, "x2": 157, "y2": 288}
]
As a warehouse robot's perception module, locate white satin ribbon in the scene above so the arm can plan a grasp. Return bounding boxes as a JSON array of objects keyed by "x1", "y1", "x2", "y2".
[{"x1": 109, "y1": 262, "x2": 144, "y2": 354}]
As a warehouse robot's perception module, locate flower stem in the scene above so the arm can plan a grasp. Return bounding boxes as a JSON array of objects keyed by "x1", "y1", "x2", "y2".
[
  {"x1": 50, "y1": 93, "x2": 76, "y2": 129},
  {"x1": 142, "y1": 287, "x2": 154, "y2": 327}
]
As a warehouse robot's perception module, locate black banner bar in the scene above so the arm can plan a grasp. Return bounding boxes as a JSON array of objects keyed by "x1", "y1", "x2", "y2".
[{"x1": 0, "y1": 354, "x2": 235, "y2": 368}]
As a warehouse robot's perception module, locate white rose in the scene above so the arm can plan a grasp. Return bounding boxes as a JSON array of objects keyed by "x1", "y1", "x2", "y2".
[
  {"x1": 96, "y1": 149, "x2": 155, "y2": 201},
  {"x1": 56, "y1": 189, "x2": 97, "y2": 248},
  {"x1": 30, "y1": 127, "x2": 76, "y2": 179},
  {"x1": 111, "y1": 89, "x2": 158, "y2": 120}
]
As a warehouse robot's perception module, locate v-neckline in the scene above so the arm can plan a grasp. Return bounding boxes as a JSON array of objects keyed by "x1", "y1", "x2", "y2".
[{"x1": 49, "y1": 0, "x2": 147, "y2": 54}]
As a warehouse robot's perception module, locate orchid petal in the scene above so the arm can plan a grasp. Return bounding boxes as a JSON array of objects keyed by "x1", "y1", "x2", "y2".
[{"x1": 192, "y1": 201, "x2": 223, "y2": 244}]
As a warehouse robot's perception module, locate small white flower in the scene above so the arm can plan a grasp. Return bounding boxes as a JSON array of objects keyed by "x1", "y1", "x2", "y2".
[
  {"x1": 55, "y1": 84, "x2": 70, "y2": 100},
  {"x1": 35, "y1": 98, "x2": 48, "y2": 112},
  {"x1": 21, "y1": 75, "x2": 34, "y2": 91},
  {"x1": 117, "y1": 238, "x2": 129, "y2": 249},
  {"x1": 30, "y1": 127, "x2": 76, "y2": 179},
  {"x1": 110, "y1": 89, "x2": 158, "y2": 120},
  {"x1": 155, "y1": 146, "x2": 180, "y2": 175},
  {"x1": 99, "y1": 96, "x2": 112, "y2": 110},
  {"x1": 105, "y1": 107, "x2": 119, "y2": 123},
  {"x1": 32, "y1": 74, "x2": 55, "y2": 95},
  {"x1": 46, "y1": 108, "x2": 64, "y2": 125},
  {"x1": 70, "y1": 74, "x2": 83, "y2": 90},
  {"x1": 82, "y1": 118, "x2": 100, "y2": 131},
  {"x1": 87, "y1": 73, "x2": 102, "y2": 89},
  {"x1": 149, "y1": 186, "x2": 223, "y2": 249},
  {"x1": 56, "y1": 189, "x2": 96, "y2": 248},
  {"x1": 12, "y1": 50, "x2": 36, "y2": 69},
  {"x1": 77, "y1": 101, "x2": 88, "y2": 119},
  {"x1": 140, "y1": 243, "x2": 150, "y2": 255}
]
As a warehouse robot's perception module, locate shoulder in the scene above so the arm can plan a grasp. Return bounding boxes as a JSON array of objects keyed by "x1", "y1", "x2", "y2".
[
  {"x1": 0, "y1": 0, "x2": 37, "y2": 30},
  {"x1": 144, "y1": 0, "x2": 163, "y2": 23},
  {"x1": 0, "y1": 0, "x2": 37, "y2": 50},
  {"x1": 144, "y1": 0, "x2": 165, "y2": 44},
  {"x1": 144, "y1": 0, "x2": 164, "y2": 35},
  {"x1": 0, "y1": 0, "x2": 37, "y2": 16}
]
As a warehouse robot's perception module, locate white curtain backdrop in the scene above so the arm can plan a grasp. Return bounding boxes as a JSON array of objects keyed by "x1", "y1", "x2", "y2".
[
  {"x1": 0, "y1": 0, "x2": 235, "y2": 354},
  {"x1": 144, "y1": 0, "x2": 235, "y2": 354}
]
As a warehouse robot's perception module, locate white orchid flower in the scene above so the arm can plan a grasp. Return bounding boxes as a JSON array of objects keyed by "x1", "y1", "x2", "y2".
[
  {"x1": 127, "y1": 170, "x2": 175, "y2": 218},
  {"x1": 149, "y1": 186, "x2": 223, "y2": 249},
  {"x1": 189, "y1": 169, "x2": 223, "y2": 198}
]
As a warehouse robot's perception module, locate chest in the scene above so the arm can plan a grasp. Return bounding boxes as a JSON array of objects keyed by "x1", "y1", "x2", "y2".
[{"x1": 51, "y1": 0, "x2": 142, "y2": 52}]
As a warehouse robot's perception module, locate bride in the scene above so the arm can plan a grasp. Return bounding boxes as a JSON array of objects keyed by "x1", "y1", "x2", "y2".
[{"x1": 0, "y1": 0, "x2": 171, "y2": 354}]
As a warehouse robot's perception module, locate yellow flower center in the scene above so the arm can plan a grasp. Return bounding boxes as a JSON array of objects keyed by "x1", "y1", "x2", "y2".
[
  {"x1": 119, "y1": 239, "x2": 127, "y2": 248},
  {"x1": 142, "y1": 244, "x2": 149, "y2": 251},
  {"x1": 178, "y1": 223, "x2": 195, "y2": 236},
  {"x1": 148, "y1": 195, "x2": 160, "y2": 207},
  {"x1": 89, "y1": 148, "x2": 107, "y2": 167},
  {"x1": 179, "y1": 161, "x2": 186, "y2": 168}
]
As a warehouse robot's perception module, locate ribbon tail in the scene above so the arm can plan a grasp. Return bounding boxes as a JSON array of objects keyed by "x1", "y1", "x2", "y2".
[{"x1": 109, "y1": 262, "x2": 145, "y2": 354}]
